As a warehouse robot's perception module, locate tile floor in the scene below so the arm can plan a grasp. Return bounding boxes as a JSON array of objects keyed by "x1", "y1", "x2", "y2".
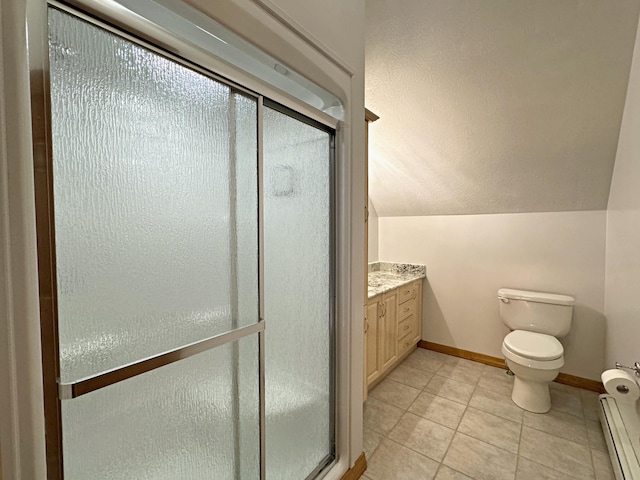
[{"x1": 363, "y1": 348, "x2": 614, "y2": 480}]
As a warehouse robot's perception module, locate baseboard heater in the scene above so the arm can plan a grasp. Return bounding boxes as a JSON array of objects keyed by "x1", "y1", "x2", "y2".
[{"x1": 600, "y1": 394, "x2": 640, "y2": 479}]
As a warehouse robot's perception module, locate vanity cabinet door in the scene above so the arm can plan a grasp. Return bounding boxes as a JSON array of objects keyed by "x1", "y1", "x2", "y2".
[
  {"x1": 365, "y1": 297, "x2": 381, "y2": 386},
  {"x1": 380, "y1": 291, "x2": 398, "y2": 372},
  {"x1": 412, "y1": 280, "x2": 423, "y2": 345}
]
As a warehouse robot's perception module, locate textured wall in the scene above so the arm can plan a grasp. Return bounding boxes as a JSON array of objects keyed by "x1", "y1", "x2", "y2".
[
  {"x1": 366, "y1": 0, "x2": 640, "y2": 216},
  {"x1": 379, "y1": 211, "x2": 607, "y2": 380},
  {"x1": 605, "y1": 17, "x2": 640, "y2": 370}
]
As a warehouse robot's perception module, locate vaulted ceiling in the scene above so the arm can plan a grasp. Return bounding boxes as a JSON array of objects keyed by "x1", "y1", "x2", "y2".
[{"x1": 366, "y1": 0, "x2": 640, "y2": 216}]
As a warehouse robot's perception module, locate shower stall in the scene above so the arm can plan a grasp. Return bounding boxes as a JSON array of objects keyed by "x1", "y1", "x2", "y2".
[{"x1": 34, "y1": 4, "x2": 337, "y2": 479}]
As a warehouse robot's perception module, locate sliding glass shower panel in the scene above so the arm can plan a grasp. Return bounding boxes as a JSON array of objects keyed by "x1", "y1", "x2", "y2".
[
  {"x1": 61, "y1": 336, "x2": 260, "y2": 480},
  {"x1": 263, "y1": 106, "x2": 333, "y2": 479},
  {"x1": 48, "y1": 8, "x2": 259, "y2": 383},
  {"x1": 231, "y1": 94, "x2": 260, "y2": 331}
]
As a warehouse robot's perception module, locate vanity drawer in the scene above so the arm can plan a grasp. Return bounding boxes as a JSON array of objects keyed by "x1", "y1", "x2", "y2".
[
  {"x1": 398, "y1": 327, "x2": 416, "y2": 355},
  {"x1": 398, "y1": 300, "x2": 415, "y2": 322},
  {"x1": 398, "y1": 283, "x2": 417, "y2": 305},
  {"x1": 398, "y1": 314, "x2": 416, "y2": 341}
]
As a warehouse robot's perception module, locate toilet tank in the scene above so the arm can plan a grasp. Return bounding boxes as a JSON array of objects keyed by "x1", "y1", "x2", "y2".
[{"x1": 498, "y1": 288, "x2": 574, "y2": 337}]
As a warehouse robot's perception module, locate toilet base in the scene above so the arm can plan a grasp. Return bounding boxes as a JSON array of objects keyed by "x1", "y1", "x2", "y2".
[{"x1": 511, "y1": 376, "x2": 551, "y2": 413}]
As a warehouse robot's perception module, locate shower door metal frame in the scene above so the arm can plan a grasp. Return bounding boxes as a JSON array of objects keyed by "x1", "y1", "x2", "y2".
[
  {"x1": 262, "y1": 98, "x2": 338, "y2": 480},
  {"x1": 28, "y1": 2, "x2": 338, "y2": 479},
  {"x1": 32, "y1": 3, "x2": 267, "y2": 478}
]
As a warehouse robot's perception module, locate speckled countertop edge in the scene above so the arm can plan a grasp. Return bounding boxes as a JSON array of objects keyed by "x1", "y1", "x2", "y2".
[{"x1": 368, "y1": 262, "x2": 426, "y2": 299}]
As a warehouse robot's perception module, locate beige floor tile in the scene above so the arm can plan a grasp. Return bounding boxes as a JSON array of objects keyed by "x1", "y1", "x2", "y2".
[
  {"x1": 442, "y1": 432, "x2": 517, "y2": 480},
  {"x1": 516, "y1": 457, "x2": 583, "y2": 479},
  {"x1": 408, "y1": 391, "x2": 467, "y2": 429},
  {"x1": 519, "y1": 426, "x2": 594, "y2": 479},
  {"x1": 586, "y1": 420, "x2": 607, "y2": 452},
  {"x1": 592, "y1": 448, "x2": 615, "y2": 480},
  {"x1": 364, "y1": 397, "x2": 404, "y2": 435},
  {"x1": 582, "y1": 390, "x2": 602, "y2": 421},
  {"x1": 469, "y1": 387, "x2": 524, "y2": 423},
  {"x1": 478, "y1": 365, "x2": 514, "y2": 396},
  {"x1": 435, "y1": 465, "x2": 472, "y2": 479},
  {"x1": 363, "y1": 428, "x2": 384, "y2": 460},
  {"x1": 380, "y1": 352, "x2": 603, "y2": 480},
  {"x1": 523, "y1": 409, "x2": 588, "y2": 445},
  {"x1": 550, "y1": 384, "x2": 584, "y2": 418},
  {"x1": 439, "y1": 356, "x2": 484, "y2": 373},
  {"x1": 388, "y1": 412, "x2": 456, "y2": 462},
  {"x1": 387, "y1": 363, "x2": 434, "y2": 390},
  {"x1": 436, "y1": 361, "x2": 482, "y2": 386},
  {"x1": 458, "y1": 407, "x2": 521, "y2": 453},
  {"x1": 425, "y1": 374, "x2": 476, "y2": 405},
  {"x1": 366, "y1": 438, "x2": 439, "y2": 480},
  {"x1": 369, "y1": 378, "x2": 421, "y2": 410},
  {"x1": 402, "y1": 348, "x2": 447, "y2": 373},
  {"x1": 442, "y1": 355, "x2": 486, "y2": 371}
]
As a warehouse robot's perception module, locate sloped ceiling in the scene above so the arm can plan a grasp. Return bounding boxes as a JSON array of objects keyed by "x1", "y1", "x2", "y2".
[{"x1": 366, "y1": 0, "x2": 640, "y2": 216}]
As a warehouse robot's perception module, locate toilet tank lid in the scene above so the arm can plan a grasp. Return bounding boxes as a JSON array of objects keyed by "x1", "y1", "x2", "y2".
[{"x1": 498, "y1": 288, "x2": 575, "y2": 306}]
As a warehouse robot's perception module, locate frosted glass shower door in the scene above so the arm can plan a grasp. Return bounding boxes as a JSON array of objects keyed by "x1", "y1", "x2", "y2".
[
  {"x1": 46, "y1": 7, "x2": 260, "y2": 479},
  {"x1": 263, "y1": 105, "x2": 335, "y2": 479}
]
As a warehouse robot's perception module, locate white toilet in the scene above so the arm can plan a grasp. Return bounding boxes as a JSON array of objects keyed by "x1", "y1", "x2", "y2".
[{"x1": 498, "y1": 288, "x2": 575, "y2": 413}]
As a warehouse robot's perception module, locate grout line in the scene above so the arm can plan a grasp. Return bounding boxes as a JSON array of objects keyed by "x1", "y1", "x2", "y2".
[
  {"x1": 372, "y1": 350, "x2": 598, "y2": 479},
  {"x1": 589, "y1": 445, "x2": 598, "y2": 477},
  {"x1": 517, "y1": 455, "x2": 586, "y2": 480},
  {"x1": 435, "y1": 365, "x2": 476, "y2": 475},
  {"x1": 382, "y1": 435, "x2": 447, "y2": 465},
  {"x1": 363, "y1": 428, "x2": 383, "y2": 461},
  {"x1": 514, "y1": 407, "x2": 524, "y2": 478},
  {"x1": 519, "y1": 420, "x2": 592, "y2": 451}
]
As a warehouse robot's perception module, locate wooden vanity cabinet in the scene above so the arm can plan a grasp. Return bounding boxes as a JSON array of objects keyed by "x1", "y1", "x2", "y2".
[
  {"x1": 365, "y1": 279, "x2": 423, "y2": 392},
  {"x1": 380, "y1": 290, "x2": 398, "y2": 372}
]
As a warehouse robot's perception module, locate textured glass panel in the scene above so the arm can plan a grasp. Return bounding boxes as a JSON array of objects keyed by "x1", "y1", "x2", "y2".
[
  {"x1": 232, "y1": 94, "x2": 259, "y2": 331},
  {"x1": 48, "y1": 9, "x2": 259, "y2": 382},
  {"x1": 62, "y1": 335, "x2": 260, "y2": 480},
  {"x1": 263, "y1": 107, "x2": 333, "y2": 479}
]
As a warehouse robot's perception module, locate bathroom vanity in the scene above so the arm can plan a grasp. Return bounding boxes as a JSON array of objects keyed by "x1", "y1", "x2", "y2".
[{"x1": 365, "y1": 262, "x2": 426, "y2": 397}]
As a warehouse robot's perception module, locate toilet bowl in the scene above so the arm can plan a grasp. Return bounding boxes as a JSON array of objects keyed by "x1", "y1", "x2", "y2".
[
  {"x1": 502, "y1": 330, "x2": 564, "y2": 413},
  {"x1": 498, "y1": 288, "x2": 574, "y2": 413}
]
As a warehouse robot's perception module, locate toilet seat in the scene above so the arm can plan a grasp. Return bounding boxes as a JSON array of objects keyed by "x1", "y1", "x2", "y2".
[
  {"x1": 502, "y1": 330, "x2": 564, "y2": 371},
  {"x1": 502, "y1": 343, "x2": 564, "y2": 371},
  {"x1": 503, "y1": 330, "x2": 563, "y2": 360}
]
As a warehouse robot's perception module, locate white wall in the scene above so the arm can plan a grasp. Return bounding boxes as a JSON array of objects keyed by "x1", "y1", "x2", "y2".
[
  {"x1": 379, "y1": 211, "x2": 607, "y2": 380},
  {"x1": 605, "y1": 16, "x2": 640, "y2": 370},
  {"x1": 258, "y1": 0, "x2": 364, "y2": 69},
  {"x1": 368, "y1": 197, "x2": 379, "y2": 262},
  {"x1": 0, "y1": 1, "x2": 48, "y2": 478}
]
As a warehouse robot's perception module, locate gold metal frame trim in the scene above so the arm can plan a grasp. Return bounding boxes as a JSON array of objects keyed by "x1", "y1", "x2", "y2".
[{"x1": 58, "y1": 322, "x2": 264, "y2": 399}]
